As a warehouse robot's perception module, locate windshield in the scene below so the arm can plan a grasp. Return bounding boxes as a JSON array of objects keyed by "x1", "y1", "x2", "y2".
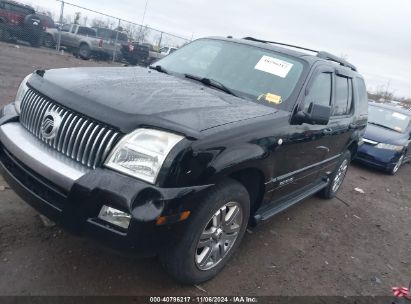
[
  {"x1": 155, "y1": 39, "x2": 305, "y2": 107},
  {"x1": 368, "y1": 105, "x2": 411, "y2": 133}
]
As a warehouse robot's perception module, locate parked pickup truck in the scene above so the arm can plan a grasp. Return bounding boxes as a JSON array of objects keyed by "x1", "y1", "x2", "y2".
[
  {"x1": 93, "y1": 27, "x2": 128, "y2": 61},
  {"x1": 0, "y1": 37, "x2": 368, "y2": 284},
  {"x1": 57, "y1": 24, "x2": 122, "y2": 60}
]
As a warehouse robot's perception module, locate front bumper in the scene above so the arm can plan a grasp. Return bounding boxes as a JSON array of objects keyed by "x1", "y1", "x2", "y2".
[
  {"x1": 355, "y1": 143, "x2": 402, "y2": 171},
  {"x1": 0, "y1": 107, "x2": 211, "y2": 254}
]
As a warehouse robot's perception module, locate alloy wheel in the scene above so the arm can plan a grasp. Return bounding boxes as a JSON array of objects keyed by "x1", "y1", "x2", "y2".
[
  {"x1": 195, "y1": 202, "x2": 243, "y2": 271},
  {"x1": 392, "y1": 154, "x2": 404, "y2": 174}
]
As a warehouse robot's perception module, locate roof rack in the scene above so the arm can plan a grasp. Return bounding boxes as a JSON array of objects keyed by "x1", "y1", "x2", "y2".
[
  {"x1": 317, "y1": 51, "x2": 357, "y2": 72},
  {"x1": 243, "y1": 37, "x2": 357, "y2": 72}
]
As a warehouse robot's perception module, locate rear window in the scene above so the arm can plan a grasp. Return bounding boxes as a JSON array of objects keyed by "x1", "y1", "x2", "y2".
[{"x1": 94, "y1": 28, "x2": 112, "y2": 40}]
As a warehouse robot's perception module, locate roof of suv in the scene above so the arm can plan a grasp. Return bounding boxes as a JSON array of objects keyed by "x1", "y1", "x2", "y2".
[{"x1": 210, "y1": 36, "x2": 360, "y2": 75}]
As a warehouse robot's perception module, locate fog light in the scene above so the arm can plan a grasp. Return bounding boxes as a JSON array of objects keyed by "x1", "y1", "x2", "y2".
[{"x1": 98, "y1": 206, "x2": 131, "y2": 229}]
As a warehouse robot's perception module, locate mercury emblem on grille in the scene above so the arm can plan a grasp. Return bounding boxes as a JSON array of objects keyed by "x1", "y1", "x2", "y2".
[{"x1": 40, "y1": 110, "x2": 62, "y2": 140}]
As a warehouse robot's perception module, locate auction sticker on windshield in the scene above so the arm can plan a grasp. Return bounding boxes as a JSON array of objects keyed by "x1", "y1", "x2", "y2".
[
  {"x1": 392, "y1": 112, "x2": 407, "y2": 120},
  {"x1": 255, "y1": 56, "x2": 293, "y2": 78}
]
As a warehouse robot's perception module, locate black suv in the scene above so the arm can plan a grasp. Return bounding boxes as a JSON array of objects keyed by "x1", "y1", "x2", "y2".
[
  {"x1": 0, "y1": 0, "x2": 44, "y2": 47},
  {"x1": 0, "y1": 37, "x2": 368, "y2": 284}
]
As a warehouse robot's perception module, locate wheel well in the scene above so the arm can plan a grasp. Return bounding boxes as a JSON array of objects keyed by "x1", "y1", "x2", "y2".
[
  {"x1": 229, "y1": 168, "x2": 265, "y2": 215},
  {"x1": 347, "y1": 141, "x2": 358, "y2": 160}
]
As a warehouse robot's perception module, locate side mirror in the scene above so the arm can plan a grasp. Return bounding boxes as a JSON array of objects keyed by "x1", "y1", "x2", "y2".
[{"x1": 294, "y1": 103, "x2": 331, "y2": 125}]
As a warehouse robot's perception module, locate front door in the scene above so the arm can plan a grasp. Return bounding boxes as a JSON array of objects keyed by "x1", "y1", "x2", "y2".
[{"x1": 268, "y1": 67, "x2": 335, "y2": 203}]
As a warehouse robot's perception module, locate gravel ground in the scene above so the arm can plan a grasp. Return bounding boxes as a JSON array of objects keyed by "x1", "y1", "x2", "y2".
[{"x1": 0, "y1": 42, "x2": 410, "y2": 296}]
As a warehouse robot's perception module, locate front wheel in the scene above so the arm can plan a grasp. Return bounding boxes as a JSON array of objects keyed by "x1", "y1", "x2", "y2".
[
  {"x1": 160, "y1": 179, "x2": 250, "y2": 284},
  {"x1": 389, "y1": 152, "x2": 405, "y2": 175},
  {"x1": 319, "y1": 150, "x2": 351, "y2": 199}
]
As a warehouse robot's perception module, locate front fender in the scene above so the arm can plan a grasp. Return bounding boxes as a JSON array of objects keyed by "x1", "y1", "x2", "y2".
[
  {"x1": 0, "y1": 103, "x2": 19, "y2": 126},
  {"x1": 204, "y1": 142, "x2": 271, "y2": 184}
]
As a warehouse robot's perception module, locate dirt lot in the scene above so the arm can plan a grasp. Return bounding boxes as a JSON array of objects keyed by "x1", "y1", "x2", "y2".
[{"x1": 0, "y1": 42, "x2": 410, "y2": 296}]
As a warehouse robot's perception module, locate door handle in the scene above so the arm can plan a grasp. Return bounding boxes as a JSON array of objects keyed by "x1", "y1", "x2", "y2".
[
  {"x1": 323, "y1": 128, "x2": 333, "y2": 135},
  {"x1": 349, "y1": 123, "x2": 357, "y2": 129}
]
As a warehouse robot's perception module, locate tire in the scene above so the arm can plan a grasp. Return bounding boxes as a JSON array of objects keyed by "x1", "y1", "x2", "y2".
[
  {"x1": 319, "y1": 150, "x2": 351, "y2": 199},
  {"x1": 160, "y1": 179, "x2": 250, "y2": 284},
  {"x1": 78, "y1": 44, "x2": 91, "y2": 60},
  {"x1": 389, "y1": 152, "x2": 405, "y2": 175},
  {"x1": 43, "y1": 34, "x2": 55, "y2": 48}
]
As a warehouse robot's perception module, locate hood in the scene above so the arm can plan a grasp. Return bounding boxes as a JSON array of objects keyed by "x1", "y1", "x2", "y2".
[
  {"x1": 364, "y1": 123, "x2": 409, "y2": 146},
  {"x1": 28, "y1": 67, "x2": 277, "y2": 137}
]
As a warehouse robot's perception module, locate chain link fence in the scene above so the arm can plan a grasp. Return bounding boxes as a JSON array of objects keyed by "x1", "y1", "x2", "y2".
[{"x1": 0, "y1": 0, "x2": 191, "y2": 66}]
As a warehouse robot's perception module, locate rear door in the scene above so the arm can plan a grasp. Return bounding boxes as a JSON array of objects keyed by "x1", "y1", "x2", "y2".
[{"x1": 317, "y1": 70, "x2": 356, "y2": 177}]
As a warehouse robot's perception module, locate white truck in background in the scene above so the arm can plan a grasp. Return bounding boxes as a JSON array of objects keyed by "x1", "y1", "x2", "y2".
[{"x1": 144, "y1": 43, "x2": 178, "y2": 65}]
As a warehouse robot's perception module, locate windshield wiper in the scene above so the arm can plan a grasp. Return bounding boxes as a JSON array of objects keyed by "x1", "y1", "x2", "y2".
[
  {"x1": 368, "y1": 122, "x2": 399, "y2": 132},
  {"x1": 149, "y1": 65, "x2": 169, "y2": 75},
  {"x1": 184, "y1": 74, "x2": 238, "y2": 97}
]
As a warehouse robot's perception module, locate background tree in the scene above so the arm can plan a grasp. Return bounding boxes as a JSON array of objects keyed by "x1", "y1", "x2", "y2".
[{"x1": 74, "y1": 12, "x2": 81, "y2": 25}]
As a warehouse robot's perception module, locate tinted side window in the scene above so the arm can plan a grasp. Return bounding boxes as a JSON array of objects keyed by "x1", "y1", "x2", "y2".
[
  {"x1": 333, "y1": 75, "x2": 352, "y2": 116},
  {"x1": 78, "y1": 27, "x2": 95, "y2": 37},
  {"x1": 355, "y1": 77, "x2": 368, "y2": 115},
  {"x1": 304, "y1": 72, "x2": 332, "y2": 111}
]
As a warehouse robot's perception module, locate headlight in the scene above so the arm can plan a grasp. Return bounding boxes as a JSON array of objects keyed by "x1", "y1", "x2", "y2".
[
  {"x1": 14, "y1": 74, "x2": 32, "y2": 114},
  {"x1": 376, "y1": 143, "x2": 404, "y2": 152},
  {"x1": 105, "y1": 129, "x2": 184, "y2": 184}
]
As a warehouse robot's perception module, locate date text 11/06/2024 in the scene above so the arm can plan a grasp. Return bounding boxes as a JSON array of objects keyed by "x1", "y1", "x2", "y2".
[{"x1": 149, "y1": 297, "x2": 258, "y2": 303}]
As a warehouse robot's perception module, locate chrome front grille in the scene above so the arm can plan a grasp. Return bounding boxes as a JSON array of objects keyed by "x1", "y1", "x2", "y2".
[{"x1": 19, "y1": 88, "x2": 121, "y2": 169}]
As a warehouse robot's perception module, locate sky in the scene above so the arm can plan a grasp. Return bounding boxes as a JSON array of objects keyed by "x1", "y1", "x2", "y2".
[{"x1": 22, "y1": 0, "x2": 411, "y2": 98}]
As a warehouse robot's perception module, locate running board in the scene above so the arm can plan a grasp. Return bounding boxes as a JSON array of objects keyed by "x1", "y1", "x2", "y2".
[{"x1": 252, "y1": 179, "x2": 329, "y2": 226}]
